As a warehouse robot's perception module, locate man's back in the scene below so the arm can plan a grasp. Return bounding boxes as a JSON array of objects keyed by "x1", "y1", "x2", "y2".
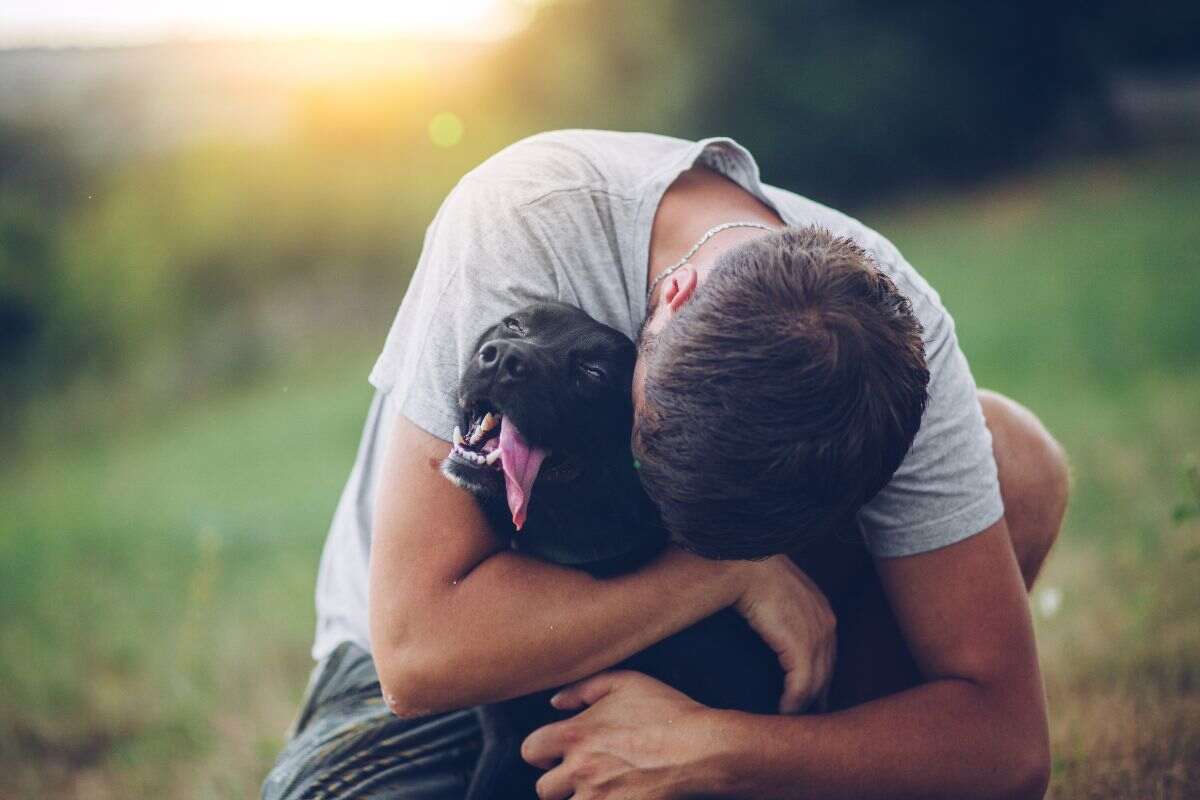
[{"x1": 313, "y1": 129, "x2": 1000, "y2": 661}]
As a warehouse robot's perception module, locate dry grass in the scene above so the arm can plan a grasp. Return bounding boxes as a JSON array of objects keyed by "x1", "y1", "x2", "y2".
[
  {"x1": 1031, "y1": 451, "x2": 1200, "y2": 799},
  {"x1": 1038, "y1": 525, "x2": 1200, "y2": 799}
]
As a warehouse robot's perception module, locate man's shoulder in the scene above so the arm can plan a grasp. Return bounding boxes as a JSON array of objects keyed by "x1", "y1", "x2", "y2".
[{"x1": 461, "y1": 130, "x2": 698, "y2": 199}]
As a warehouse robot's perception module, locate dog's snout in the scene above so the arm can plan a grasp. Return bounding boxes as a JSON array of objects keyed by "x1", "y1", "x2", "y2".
[{"x1": 478, "y1": 340, "x2": 528, "y2": 383}]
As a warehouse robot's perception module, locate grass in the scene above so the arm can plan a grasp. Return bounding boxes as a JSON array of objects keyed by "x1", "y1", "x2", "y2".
[
  {"x1": 0, "y1": 349, "x2": 376, "y2": 798},
  {"x1": 875, "y1": 151, "x2": 1200, "y2": 799},
  {"x1": 2, "y1": 151, "x2": 1198, "y2": 798}
]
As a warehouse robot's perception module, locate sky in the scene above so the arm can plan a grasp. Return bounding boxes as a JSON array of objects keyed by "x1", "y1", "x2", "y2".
[{"x1": 0, "y1": 0, "x2": 530, "y2": 47}]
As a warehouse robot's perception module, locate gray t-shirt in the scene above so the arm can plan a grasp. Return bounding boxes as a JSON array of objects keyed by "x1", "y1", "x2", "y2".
[{"x1": 312, "y1": 130, "x2": 1003, "y2": 660}]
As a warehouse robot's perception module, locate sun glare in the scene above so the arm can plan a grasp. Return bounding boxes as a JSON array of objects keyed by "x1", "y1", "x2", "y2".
[
  {"x1": 1, "y1": 0, "x2": 530, "y2": 46},
  {"x1": 206, "y1": 0, "x2": 520, "y2": 40}
]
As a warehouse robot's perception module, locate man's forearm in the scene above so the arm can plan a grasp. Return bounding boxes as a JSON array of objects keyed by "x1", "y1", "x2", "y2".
[
  {"x1": 373, "y1": 545, "x2": 742, "y2": 715},
  {"x1": 516, "y1": 519, "x2": 1050, "y2": 799},
  {"x1": 704, "y1": 677, "x2": 1050, "y2": 800},
  {"x1": 368, "y1": 418, "x2": 754, "y2": 717}
]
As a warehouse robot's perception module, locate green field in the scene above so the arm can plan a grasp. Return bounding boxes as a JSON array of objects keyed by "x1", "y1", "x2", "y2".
[{"x1": 2, "y1": 153, "x2": 1198, "y2": 798}]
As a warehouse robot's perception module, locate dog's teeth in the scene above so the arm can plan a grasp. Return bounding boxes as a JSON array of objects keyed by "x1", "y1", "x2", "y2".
[
  {"x1": 469, "y1": 426, "x2": 485, "y2": 445},
  {"x1": 480, "y1": 412, "x2": 497, "y2": 433},
  {"x1": 453, "y1": 426, "x2": 465, "y2": 446},
  {"x1": 485, "y1": 449, "x2": 502, "y2": 465}
]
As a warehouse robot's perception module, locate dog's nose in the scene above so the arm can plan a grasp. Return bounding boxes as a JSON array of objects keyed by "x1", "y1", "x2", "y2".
[{"x1": 478, "y1": 340, "x2": 527, "y2": 383}]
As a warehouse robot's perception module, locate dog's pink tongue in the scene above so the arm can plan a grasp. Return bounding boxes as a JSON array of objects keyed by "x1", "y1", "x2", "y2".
[{"x1": 498, "y1": 418, "x2": 549, "y2": 531}]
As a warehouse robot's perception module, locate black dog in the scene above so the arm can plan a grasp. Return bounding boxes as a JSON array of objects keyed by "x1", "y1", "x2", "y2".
[{"x1": 442, "y1": 302, "x2": 783, "y2": 799}]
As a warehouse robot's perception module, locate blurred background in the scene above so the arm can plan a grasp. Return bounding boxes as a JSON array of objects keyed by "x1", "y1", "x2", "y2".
[{"x1": 1, "y1": 1, "x2": 1198, "y2": 797}]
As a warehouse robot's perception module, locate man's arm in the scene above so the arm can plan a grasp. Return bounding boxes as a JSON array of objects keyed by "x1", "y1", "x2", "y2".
[
  {"x1": 369, "y1": 416, "x2": 832, "y2": 717},
  {"x1": 713, "y1": 518, "x2": 1049, "y2": 799},
  {"x1": 523, "y1": 519, "x2": 1050, "y2": 800}
]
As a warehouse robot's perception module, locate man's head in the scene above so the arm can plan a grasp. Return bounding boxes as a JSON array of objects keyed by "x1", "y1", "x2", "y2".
[{"x1": 632, "y1": 226, "x2": 930, "y2": 559}]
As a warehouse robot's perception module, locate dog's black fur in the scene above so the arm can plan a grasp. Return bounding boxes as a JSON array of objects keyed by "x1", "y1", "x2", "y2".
[{"x1": 443, "y1": 302, "x2": 783, "y2": 800}]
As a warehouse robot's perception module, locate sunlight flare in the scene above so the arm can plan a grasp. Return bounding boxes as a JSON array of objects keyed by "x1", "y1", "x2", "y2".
[{"x1": 1, "y1": 0, "x2": 528, "y2": 45}]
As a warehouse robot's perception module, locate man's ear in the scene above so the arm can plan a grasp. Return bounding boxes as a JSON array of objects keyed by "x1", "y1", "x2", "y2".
[{"x1": 663, "y1": 266, "x2": 698, "y2": 314}]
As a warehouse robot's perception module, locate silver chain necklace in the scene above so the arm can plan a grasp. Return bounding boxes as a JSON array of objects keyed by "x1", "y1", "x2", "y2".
[{"x1": 646, "y1": 221, "x2": 775, "y2": 302}]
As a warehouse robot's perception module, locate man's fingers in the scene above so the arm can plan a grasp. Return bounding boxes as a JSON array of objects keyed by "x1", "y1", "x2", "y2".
[
  {"x1": 778, "y1": 684, "x2": 806, "y2": 714},
  {"x1": 778, "y1": 665, "x2": 813, "y2": 714},
  {"x1": 823, "y1": 636, "x2": 837, "y2": 694},
  {"x1": 806, "y1": 653, "x2": 827, "y2": 712},
  {"x1": 550, "y1": 669, "x2": 637, "y2": 710},
  {"x1": 810, "y1": 633, "x2": 836, "y2": 709},
  {"x1": 522, "y1": 720, "x2": 573, "y2": 770},
  {"x1": 779, "y1": 623, "x2": 839, "y2": 714},
  {"x1": 776, "y1": 617, "x2": 841, "y2": 713},
  {"x1": 534, "y1": 762, "x2": 575, "y2": 800}
]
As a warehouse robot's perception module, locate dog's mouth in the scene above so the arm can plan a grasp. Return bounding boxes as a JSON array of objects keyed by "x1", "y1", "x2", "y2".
[
  {"x1": 450, "y1": 408, "x2": 504, "y2": 468},
  {"x1": 450, "y1": 405, "x2": 550, "y2": 531}
]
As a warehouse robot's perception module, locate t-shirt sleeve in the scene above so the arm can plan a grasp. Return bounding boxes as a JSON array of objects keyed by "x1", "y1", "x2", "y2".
[
  {"x1": 368, "y1": 179, "x2": 559, "y2": 440},
  {"x1": 858, "y1": 268, "x2": 1005, "y2": 558}
]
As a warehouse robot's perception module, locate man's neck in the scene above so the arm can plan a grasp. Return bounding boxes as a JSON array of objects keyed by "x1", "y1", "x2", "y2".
[{"x1": 647, "y1": 165, "x2": 784, "y2": 296}]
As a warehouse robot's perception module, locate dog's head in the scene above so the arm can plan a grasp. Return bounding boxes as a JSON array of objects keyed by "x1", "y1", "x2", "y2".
[{"x1": 442, "y1": 302, "x2": 639, "y2": 533}]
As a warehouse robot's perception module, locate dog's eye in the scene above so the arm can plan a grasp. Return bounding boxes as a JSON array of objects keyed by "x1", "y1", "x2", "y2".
[
  {"x1": 579, "y1": 363, "x2": 607, "y2": 382},
  {"x1": 503, "y1": 317, "x2": 525, "y2": 335}
]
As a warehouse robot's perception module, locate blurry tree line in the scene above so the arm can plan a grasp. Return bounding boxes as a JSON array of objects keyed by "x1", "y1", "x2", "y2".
[{"x1": 1, "y1": 0, "x2": 1197, "y2": 441}]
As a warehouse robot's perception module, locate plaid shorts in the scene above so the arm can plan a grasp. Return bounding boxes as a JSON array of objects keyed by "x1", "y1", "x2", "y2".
[{"x1": 261, "y1": 643, "x2": 483, "y2": 800}]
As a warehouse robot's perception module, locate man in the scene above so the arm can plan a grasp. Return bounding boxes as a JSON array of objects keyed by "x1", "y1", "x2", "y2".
[{"x1": 263, "y1": 131, "x2": 1068, "y2": 799}]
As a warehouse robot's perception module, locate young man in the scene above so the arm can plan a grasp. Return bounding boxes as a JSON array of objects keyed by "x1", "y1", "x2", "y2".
[{"x1": 264, "y1": 131, "x2": 1068, "y2": 799}]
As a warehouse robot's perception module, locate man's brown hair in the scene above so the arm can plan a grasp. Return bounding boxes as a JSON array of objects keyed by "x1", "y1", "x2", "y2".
[{"x1": 634, "y1": 226, "x2": 930, "y2": 559}]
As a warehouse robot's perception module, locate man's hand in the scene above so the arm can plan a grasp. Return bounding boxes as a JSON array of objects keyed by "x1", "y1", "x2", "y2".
[
  {"x1": 735, "y1": 555, "x2": 836, "y2": 713},
  {"x1": 521, "y1": 670, "x2": 724, "y2": 800}
]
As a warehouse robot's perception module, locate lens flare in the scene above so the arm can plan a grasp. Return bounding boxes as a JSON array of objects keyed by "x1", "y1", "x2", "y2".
[
  {"x1": 429, "y1": 112, "x2": 465, "y2": 148},
  {"x1": 1, "y1": 0, "x2": 525, "y2": 46}
]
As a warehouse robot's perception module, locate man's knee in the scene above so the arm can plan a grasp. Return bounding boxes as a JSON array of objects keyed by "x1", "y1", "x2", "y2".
[{"x1": 978, "y1": 390, "x2": 1070, "y2": 586}]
